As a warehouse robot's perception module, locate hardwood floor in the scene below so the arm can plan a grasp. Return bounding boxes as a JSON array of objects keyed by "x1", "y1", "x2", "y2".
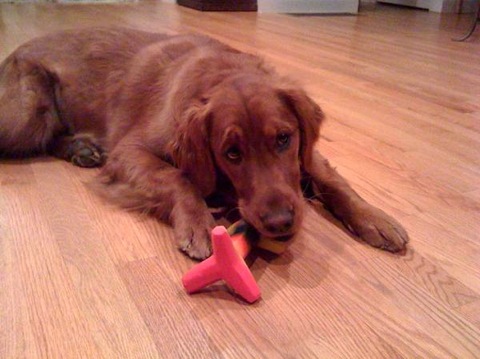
[{"x1": 1, "y1": 2, "x2": 479, "y2": 358}]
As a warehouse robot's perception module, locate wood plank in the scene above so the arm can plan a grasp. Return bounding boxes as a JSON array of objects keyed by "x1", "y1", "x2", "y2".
[
  {"x1": 352, "y1": 257, "x2": 480, "y2": 358},
  {"x1": 119, "y1": 257, "x2": 227, "y2": 358},
  {"x1": 0, "y1": 182, "x2": 101, "y2": 358},
  {"x1": 29, "y1": 160, "x2": 160, "y2": 358}
]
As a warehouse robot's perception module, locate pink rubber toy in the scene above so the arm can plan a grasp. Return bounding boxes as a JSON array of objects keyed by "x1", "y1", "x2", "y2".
[{"x1": 182, "y1": 226, "x2": 261, "y2": 303}]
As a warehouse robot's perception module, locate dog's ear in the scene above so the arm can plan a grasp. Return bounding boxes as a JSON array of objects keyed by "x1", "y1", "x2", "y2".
[
  {"x1": 173, "y1": 101, "x2": 216, "y2": 197},
  {"x1": 278, "y1": 86, "x2": 324, "y2": 170}
]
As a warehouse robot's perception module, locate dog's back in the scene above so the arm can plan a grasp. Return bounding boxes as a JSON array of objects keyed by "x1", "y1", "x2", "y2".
[{"x1": 0, "y1": 28, "x2": 169, "y2": 156}]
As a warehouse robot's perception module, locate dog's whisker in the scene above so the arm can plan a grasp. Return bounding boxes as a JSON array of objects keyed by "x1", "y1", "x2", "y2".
[{"x1": 225, "y1": 206, "x2": 242, "y2": 219}]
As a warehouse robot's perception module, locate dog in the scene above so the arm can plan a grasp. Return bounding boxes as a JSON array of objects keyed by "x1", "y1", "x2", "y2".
[{"x1": 0, "y1": 27, "x2": 408, "y2": 259}]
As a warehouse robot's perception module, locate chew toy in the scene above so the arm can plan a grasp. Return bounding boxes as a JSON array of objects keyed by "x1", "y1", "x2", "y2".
[
  {"x1": 182, "y1": 220, "x2": 291, "y2": 303},
  {"x1": 182, "y1": 225, "x2": 261, "y2": 303}
]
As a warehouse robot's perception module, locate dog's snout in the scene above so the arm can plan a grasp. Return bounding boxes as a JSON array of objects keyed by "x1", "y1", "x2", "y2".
[{"x1": 261, "y1": 209, "x2": 294, "y2": 235}]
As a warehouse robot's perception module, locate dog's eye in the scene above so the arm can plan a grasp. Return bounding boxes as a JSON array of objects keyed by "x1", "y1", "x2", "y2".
[
  {"x1": 276, "y1": 133, "x2": 291, "y2": 150},
  {"x1": 225, "y1": 146, "x2": 242, "y2": 163}
]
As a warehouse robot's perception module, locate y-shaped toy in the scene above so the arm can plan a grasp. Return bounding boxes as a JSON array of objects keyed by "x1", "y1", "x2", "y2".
[{"x1": 182, "y1": 220, "x2": 290, "y2": 303}]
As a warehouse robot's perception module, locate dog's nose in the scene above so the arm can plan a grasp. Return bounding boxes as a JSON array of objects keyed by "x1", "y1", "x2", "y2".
[{"x1": 261, "y1": 209, "x2": 294, "y2": 235}]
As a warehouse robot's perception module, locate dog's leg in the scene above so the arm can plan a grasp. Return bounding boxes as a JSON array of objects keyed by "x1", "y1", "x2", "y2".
[
  {"x1": 98, "y1": 143, "x2": 214, "y2": 260},
  {"x1": 307, "y1": 150, "x2": 409, "y2": 252},
  {"x1": 48, "y1": 134, "x2": 106, "y2": 168}
]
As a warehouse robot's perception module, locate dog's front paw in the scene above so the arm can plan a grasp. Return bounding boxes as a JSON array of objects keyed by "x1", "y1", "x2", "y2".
[
  {"x1": 345, "y1": 205, "x2": 409, "y2": 253},
  {"x1": 175, "y1": 217, "x2": 214, "y2": 260}
]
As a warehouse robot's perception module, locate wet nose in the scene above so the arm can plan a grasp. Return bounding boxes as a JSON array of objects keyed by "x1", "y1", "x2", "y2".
[{"x1": 261, "y1": 209, "x2": 294, "y2": 235}]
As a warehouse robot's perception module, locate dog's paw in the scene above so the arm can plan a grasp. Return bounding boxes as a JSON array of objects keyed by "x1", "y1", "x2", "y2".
[
  {"x1": 345, "y1": 205, "x2": 409, "y2": 253},
  {"x1": 176, "y1": 221, "x2": 213, "y2": 260},
  {"x1": 68, "y1": 138, "x2": 105, "y2": 168}
]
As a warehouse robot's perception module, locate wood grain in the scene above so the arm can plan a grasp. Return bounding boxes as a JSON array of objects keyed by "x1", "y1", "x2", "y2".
[{"x1": 1, "y1": 2, "x2": 479, "y2": 358}]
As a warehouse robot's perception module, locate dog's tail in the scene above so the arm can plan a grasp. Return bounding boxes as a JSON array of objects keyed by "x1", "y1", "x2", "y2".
[{"x1": 0, "y1": 50, "x2": 63, "y2": 158}]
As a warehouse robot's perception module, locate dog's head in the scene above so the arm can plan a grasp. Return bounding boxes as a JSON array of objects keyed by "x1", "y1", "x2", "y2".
[{"x1": 175, "y1": 74, "x2": 323, "y2": 239}]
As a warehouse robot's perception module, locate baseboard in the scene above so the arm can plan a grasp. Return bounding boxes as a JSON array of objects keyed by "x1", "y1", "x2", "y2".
[{"x1": 177, "y1": 0, "x2": 257, "y2": 11}]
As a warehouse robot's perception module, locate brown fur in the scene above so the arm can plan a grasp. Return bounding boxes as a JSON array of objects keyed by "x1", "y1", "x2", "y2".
[{"x1": 0, "y1": 27, "x2": 408, "y2": 259}]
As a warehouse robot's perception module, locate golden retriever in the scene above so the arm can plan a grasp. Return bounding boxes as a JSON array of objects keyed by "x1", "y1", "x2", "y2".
[{"x1": 0, "y1": 27, "x2": 408, "y2": 259}]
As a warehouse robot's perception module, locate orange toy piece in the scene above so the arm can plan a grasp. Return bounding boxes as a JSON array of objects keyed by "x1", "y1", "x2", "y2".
[{"x1": 228, "y1": 220, "x2": 290, "y2": 255}]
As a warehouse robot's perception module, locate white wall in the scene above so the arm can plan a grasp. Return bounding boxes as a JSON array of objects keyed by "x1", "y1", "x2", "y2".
[{"x1": 258, "y1": 0, "x2": 360, "y2": 14}]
